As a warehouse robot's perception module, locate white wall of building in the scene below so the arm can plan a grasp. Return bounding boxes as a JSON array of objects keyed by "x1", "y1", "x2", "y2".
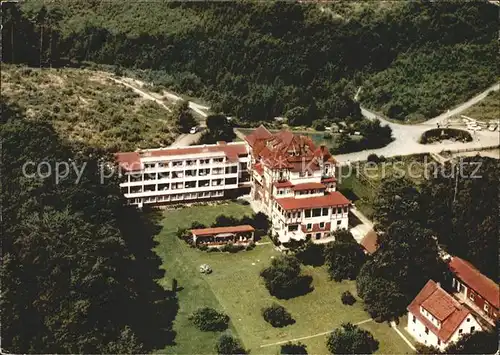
[{"x1": 407, "y1": 311, "x2": 482, "y2": 350}]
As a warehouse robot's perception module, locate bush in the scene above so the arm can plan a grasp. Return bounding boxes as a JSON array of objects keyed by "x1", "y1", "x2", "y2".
[
  {"x1": 260, "y1": 255, "x2": 313, "y2": 299},
  {"x1": 215, "y1": 335, "x2": 246, "y2": 354},
  {"x1": 262, "y1": 303, "x2": 295, "y2": 328},
  {"x1": 245, "y1": 242, "x2": 256, "y2": 251},
  {"x1": 294, "y1": 241, "x2": 325, "y2": 266},
  {"x1": 341, "y1": 291, "x2": 356, "y2": 305},
  {"x1": 419, "y1": 128, "x2": 472, "y2": 144},
  {"x1": 312, "y1": 120, "x2": 326, "y2": 131},
  {"x1": 198, "y1": 244, "x2": 209, "y2": 251},
  {"x1": 323, "y1": 132, "x2": 333, "y2": 140},
  {"x1": 220, "y1": 242, "x2": 245, "y2": 253},
  {"x1": 191, "y1": 221, "x2": 207, "y2": 229},
  {"x1": 327, "y1": 322, "x2": 379, "y2": 354},
  {"x1": 367, "y1": 154, "x2": 380, "y2": 163},
  {"x1": 189, "y1": 307, "x2": 230, "y2": 331},
  {"x1": 280, "y1": 342, "x2": 308, "y2": 354}
]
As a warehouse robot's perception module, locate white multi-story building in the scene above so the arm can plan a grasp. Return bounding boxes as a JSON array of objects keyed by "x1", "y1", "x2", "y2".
[
  {"x1": 407, "y1": 279, "x2": 482, "y2": 350},
  {"x1": 115, "y1": 142, "x2": 250, "y2": 207},
  {"x1": 116, "y1": 125, "x2": 351, "y2": 244},
  {"x1": 244, "y1": 126, "x2": 350, "y2": 244}
]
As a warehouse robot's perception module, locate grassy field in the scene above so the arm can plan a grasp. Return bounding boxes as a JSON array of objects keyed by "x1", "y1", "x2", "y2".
[
  {"x1": 1, "y1": 65, "x2": 178, "y2": 151},
  {"x1": 154, "y1": 202, "x2": 413, "y2": 354},
  {"x1": 453, "y1": 90, "x2": 500, "y2": 122}
]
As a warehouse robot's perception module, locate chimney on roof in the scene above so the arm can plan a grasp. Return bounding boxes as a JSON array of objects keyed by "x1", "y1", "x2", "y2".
[{"x1": 436, "y1": 282, "x2": 441, "y2": 288}]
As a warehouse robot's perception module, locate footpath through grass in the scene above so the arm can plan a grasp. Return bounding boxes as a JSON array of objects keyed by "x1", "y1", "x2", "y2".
[{"x1": 155, "y1": 202, "x2": 413, "y2": 354}]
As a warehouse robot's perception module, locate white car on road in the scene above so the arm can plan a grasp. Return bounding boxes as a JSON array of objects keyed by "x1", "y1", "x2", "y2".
[{"x1": 189, "y1": 126, "x2": 199, "y2": 134}]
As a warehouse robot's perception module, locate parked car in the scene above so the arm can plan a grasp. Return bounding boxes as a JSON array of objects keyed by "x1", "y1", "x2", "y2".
[
  {"x1": 189, "y1": 126, "x2": 199, "y2": 134},
  {"x1": 488, "y1": 124, "x2": 497, "y2": 131}
]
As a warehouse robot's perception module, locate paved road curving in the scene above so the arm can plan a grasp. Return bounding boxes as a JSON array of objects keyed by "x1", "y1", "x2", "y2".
[
  {"x1": 105, "y1": 71, "x2": 498, "y2": 156},
  {"x1": 335, "y1": 83, "x2": 500, "y2": 163}
]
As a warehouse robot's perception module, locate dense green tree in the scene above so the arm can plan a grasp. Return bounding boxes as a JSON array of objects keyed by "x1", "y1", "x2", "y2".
[
  {"x1": 260, "y1": 255, "x2": 313, "y2": 299},
  {"x1": 280, "y1": 342, "x2": 308, "y2": 354},
  {"x1": 262, "y1": 303, "x2": 295, "y2": 328},
  {"x1": 215, "y1": 334, "x2": 246, "y2": 355},
  {"x1": 420, "y1": 157, "x2": 499, "y2": 280},
  {"x1": 324, "y1": 240, "x2": 366, "y2": 281},
  {"x1": 0, "y1": 100, "x2": 177, "y2": 353},
  {"x1": 373, "y1": 177, "x2": 421, "y2": 229},
  {"x1": 189, "y1": 307, "x2": 230, "y2": 332},
  {"x1": 442, "y1": 329, "x2": 498, "y2": 354},
  {"x1": 356, "y1": 220, "x2": 445, "y2": 320},
  {"x1": 294, "y1": 241, "x2": 325, "y2": 266},
  {"x1": 286, "y1": 106, "x2": 309, "y2": 126},
  {"x1": 326, "y1": 322, "x2": 379, "y2": 354},
  {"x1": 175, "y1": 100, "x2": 197, "y2": 133}
]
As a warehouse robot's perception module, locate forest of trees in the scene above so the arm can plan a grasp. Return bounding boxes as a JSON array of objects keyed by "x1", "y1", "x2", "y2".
[
  {"x1": 0, "y1": 99, "x2": 178, "y2": 353},
  {"x1": 358, "y1": 158, "x2": 499, "y2": 320},
  {"x1": 2, "y1": 1, "x2": 497, "y2": 124}
]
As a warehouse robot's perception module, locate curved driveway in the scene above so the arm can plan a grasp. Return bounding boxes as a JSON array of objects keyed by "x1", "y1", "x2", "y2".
[{"x1": 335, "y1": 83, "x2": 500, "y2": 163}]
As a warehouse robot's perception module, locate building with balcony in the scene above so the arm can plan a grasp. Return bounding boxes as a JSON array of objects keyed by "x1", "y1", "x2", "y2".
[
  {"x1": 407, "y1": 280, "x2": 482, "y2": 350},
  {"x1": 115, "y1": 142, "x2": 250, "y2": 207},
  {"x1": 115, "y1": 125, "x2": 350, "y2": 245},
  {"x1": 244, "y1": 126, "x2": 350, "y2": 244},
  {"x1": 448, "y1": 256, "x2": 499, "y2": 326}
]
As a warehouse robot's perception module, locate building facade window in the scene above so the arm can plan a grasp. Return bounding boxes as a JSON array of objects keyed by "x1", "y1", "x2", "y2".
[{"x1": 412, "y1": 315, "x2": 416, "y2": 323}]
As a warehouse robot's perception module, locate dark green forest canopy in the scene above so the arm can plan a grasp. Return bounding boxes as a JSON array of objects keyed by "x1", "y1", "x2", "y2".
[
  {"x1": 0, "y1": 100, "x2": 177, "y2": 353},
  {"x1": 2, "y1": 0, "x2": 497, "y2": 124}
]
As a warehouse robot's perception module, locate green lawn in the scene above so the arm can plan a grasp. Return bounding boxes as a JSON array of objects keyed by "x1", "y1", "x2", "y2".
[{"x1": 154, "y1": 202, "x2": 413, "y2": 354}]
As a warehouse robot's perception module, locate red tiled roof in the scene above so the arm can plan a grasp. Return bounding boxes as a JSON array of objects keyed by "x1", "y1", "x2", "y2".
[
  {"x1": 244, "y1": 125, "x2": 272, "y2": 147},
  {"x1": 360, "y1": 229, "x2": 378, "y2": 254},
  {"x1": 253, "y1": 163, "x2": 264, "y2": 176},
  {"x1": 191, "y1": 225, "x2": 255, "y2": 237},
  {"x1": 321, "y1": 176, "x2": 337, "y2": 183},
  {"x1": 115, "y1": 152, "x2": 141, "y2": 172},
  {"x1": 116, "y1": 143, "x2": 248, "y2": 168},
  {"x1": 274, "y1": 181, "x2": 294, "y2": 188},
  {"x1": 144, "y1": 143, "x2": 247, "y2": 159},
  {"x1": 448, "y1": 257, "x2": 499, "y2": 308},
  {"x1": 301, "y1": 222, "x2": 331, "y2": 233},
  {"x1": 275, "y1": 192, "x2": 350, "y2": 210},
  {"x1": 407, "y1": 280, "x2": 471, "y2": 343},
  {"x1": 292, "y1": 182, "x2": 326, "y2": 191}
]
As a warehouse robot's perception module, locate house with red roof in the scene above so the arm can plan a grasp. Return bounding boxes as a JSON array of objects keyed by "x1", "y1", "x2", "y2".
[
  {"x1": 244, "y1": 125, "x2": 349, "y2": 244},
  {"x1": 407, "y1": 280, "x2": 482, "y2": 350},
  {"x1": 448, "y1": 256, "x2": 499, "y2": 326}
]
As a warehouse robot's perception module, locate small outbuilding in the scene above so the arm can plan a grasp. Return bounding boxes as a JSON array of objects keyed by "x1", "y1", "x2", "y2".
[{"x1": 191, "y1": 225, "x2": 255, "y2": 247}]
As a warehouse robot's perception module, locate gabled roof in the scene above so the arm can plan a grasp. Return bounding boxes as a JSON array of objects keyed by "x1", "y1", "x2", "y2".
[
  {"x1": 191, "y1": 225, "x2": 255, "y2": 237},
  {"x1": 407, "y1": 280, "x2": 472, "y2": 343},
  {"x1": 448, "y1": 257, "x2": 499, "y2": 308},
  {"x1": 275, "y1": 192, "x2": 350, "y2": 210},
  {"x1": 244, "y1": 125, "x2": 272, "y2": 147},
  {"x1": 360, "y1": 229, "x2": 378, "y2": 254}
]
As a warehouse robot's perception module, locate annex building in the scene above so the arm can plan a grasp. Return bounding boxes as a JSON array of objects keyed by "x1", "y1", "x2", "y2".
[
  {"x1": 116, "y1": 126, "x2": 350, "y2": 244},
  {"x1": 407, "y1": 280, "x2": 482, "y2": 350}
]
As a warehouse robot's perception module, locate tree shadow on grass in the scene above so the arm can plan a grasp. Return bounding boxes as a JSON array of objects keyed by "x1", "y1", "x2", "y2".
[{"x1": 118, "y1": 207, "x2": 179, "y2": 350}]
